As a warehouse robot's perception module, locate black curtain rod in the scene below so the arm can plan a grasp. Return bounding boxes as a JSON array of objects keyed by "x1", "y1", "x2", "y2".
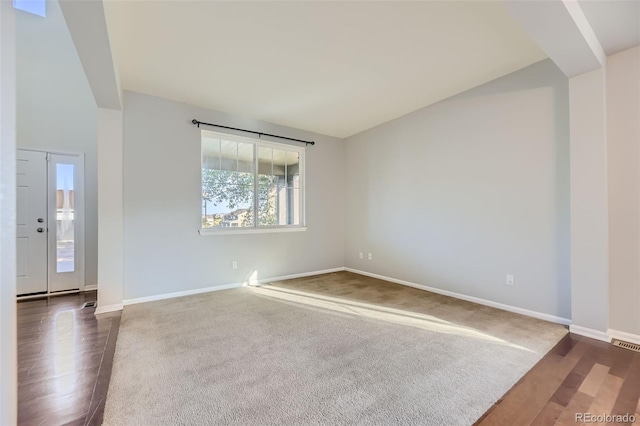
[{"x1": 191, "y1": 119, "x2": 315, "y2": 146}]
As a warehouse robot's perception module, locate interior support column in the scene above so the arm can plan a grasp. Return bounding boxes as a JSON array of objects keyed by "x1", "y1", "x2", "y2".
[
  {"x1": 569, "y1": 67, "x2": 609, "y2": 340},
  {"x1": 96, "y1": 107, "x2": 124, "y2": 313}
]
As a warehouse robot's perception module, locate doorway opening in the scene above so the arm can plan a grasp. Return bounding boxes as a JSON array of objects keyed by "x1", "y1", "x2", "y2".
[{"x1": 17, "y1": 149, "x2": 85, "y2": 297}]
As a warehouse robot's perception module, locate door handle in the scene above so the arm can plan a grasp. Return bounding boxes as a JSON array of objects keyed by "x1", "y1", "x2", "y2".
[
  {"x1": 37, "y1": 228, "x2": 44, "y2": 233},
  {"x1": 37, "y1": 218, "x2": 44, "y2": 223}
]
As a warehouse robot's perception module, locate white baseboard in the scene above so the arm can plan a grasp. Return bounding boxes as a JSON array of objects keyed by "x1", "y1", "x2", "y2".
[
  {"x1": 345, "y1": 267, "x2": 571, "y2": 326},
  {"x1": 260, "y1": 267, "x2": 346, "y2": 284},
  {"x1": 569, "y1": 325, "x2": 610, "y2": 342},
  {"x1": 123, "y1": 267, "x2": 347, "y2": 307},
  {"x1": 96, "y1": 266, "x2": 580, "y2": 332},
  {"x1": 123, "y1": 282, "x2": 244, "y2": 306},
  {"x1": 95, "y1": 303, "x2": 124, "y2": 315},
  {"x1": 17, "y1": 289, "x2": 80, "y2": 301},
  {"x1": 607, "y1": 328, "x2": 640, "y2": 345},
  {"x1": 83, "y1": 285, "x2": 98, "y2": 292}
]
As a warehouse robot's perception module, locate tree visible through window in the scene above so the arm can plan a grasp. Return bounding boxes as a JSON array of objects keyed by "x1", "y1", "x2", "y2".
[{"x1": 201, "y1": 131, "x2": 304, "y2": 230}]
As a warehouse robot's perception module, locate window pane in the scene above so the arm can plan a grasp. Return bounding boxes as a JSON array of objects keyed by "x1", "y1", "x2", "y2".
[
  {"x1": 271, "y1": 149, "x2": 285, "y2": 226},
  {"x1": 219, "y1": 139, "x2": 237, "y2": 172},
  {"x1": 13, "y1": 0, "x2": 46, "y2": 17},
  {"x1": 202, "y1": 136, "x2": 221, "y2": 170},
  {"x1": 256, "y1": 148, "x2": 301, "y2": 226},
  {"x1": 202, "y1": 136, "x2": 255, "y2": 228},
  {"x1": 257, "y1": 147, "x2": 277, "y2": 226},
  {"x1": 56, "y1": 164, "x2": 75, "y2": 273},
  {"x1": 287, "y1": 152, "x2": 301, "y2": 225},
  {"x1": 237, "y1": 142, "x2": 254, "y2": 174},
  {"x1": 257, "y1": 146, "x2": 273, "y2": 175}
]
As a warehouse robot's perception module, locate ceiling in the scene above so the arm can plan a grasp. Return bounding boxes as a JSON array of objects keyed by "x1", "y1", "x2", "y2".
[
  {"x1": 579, "y1": 0, "x2": 640, "y2": 56},
  {"x1": 104, "y1": 1, "x2": 547, "y2": 138}
]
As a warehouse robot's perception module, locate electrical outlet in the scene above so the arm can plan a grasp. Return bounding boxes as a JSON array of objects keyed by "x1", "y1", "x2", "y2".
[
  {"x1": 359, "y1": 252, "x2": 363, "y2": 259},
  {"x1": 506, "y1": 274, "x2": 514, "y2": 286},
  {"x1": 368, "y1": 253, "x2": 373, "y2": 260},
  {"x1": 232, "y1": 261, "x2": 238, "y2": 269}
]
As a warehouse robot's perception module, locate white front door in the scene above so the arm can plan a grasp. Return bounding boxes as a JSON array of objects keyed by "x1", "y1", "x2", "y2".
[
  {"x1": 16, "y1": 150, "x2": 85, "y2": 296},
  {"x1": 16, "y1": 150, "x2": 48, "y2": 295}
]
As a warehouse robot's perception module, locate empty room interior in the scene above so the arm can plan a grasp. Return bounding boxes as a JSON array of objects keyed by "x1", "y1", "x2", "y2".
[{"x1": 1, "y1": 0, "x2": 640, "y2": 424}]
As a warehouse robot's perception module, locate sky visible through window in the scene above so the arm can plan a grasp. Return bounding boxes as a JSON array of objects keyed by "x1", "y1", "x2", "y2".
[
  {"x1": 203, "y1": 199, "x2": 237, "y2": 214},
  {"x1": 13, "y1": 0, "x2": 46, "y2": 17},
  {"x1": 57, "y1": 164, "x2": 74, "y2": 191}
]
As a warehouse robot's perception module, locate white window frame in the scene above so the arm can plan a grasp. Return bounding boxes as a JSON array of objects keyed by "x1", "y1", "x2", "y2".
[{"x1": 199, "y1": 130, "x2": 307, "y2": 235}]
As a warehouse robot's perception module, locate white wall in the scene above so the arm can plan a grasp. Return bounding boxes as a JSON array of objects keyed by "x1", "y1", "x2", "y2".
[
  {"x1": 122, "y1": 91, "x2": 344, "y2": 300},
  {"x1": 344, "y1": 59, "x2": 571, "y2": 320},
  {"x1": 16, "y1": 0, "x2": 98, "y2": 288},
  {"x1": 0, "y1": 1, "x2": 17, "y2": 423},
  {"x1": 607, "y1": 45, "x2": 640, "y2": 337},
  {"x1": 569, "y1": 66, "x2": 609, "y2": 337}
]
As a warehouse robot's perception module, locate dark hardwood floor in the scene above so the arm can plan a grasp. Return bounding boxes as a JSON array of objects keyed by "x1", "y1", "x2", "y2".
[
  {"x1": 476, "y1": 333, "x2": 640, "y2": 425},
  {"x1": 16, "y1": 290, "x2": 640, "y2": 425},
  {"x1": 17, "y1": 292, "x2": 121, "y2": 426}
]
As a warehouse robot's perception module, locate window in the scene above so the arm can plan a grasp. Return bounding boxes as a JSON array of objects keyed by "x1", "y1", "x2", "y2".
[
  {"x1": 55, "y1": 163, "x2": 75, "y2": 273},
  {"x1": 13, "y1": 0, "x2": 46, "y2": 16},
  {"x1": 201, "y1": 131, "x2": 305, "y2": 233}
]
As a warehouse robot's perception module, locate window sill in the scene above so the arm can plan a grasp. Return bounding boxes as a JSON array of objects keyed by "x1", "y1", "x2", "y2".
[{"x1": 199, "y1": 226, "x2": 307, "y2": 236}]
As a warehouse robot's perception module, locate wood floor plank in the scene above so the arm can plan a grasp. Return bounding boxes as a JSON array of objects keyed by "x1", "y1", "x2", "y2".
[
  {"x1": 578, "y1": 363, "x2": 611, "y2": 397},
  {"x1": 555, "y1": 391, "x2": 594, "y2": 426},
  {"x1": 607, "y1": 347, "x2": 634, "y2": 378},
  {"x1": 530, "y1": 401, "x2": 565, "y2": 425},
  {"x1": 550, "y1": 371, "x2": 586, "y2": 407},
  {"x1": 552, "y1": 335, "x2": 579, "y2": 357},
  {"x1": 572, "y1": 345, "x2": 605, "y2": 377},
  {"x1": 586, "y1": 373, "x2": 624, "y2": 417}
]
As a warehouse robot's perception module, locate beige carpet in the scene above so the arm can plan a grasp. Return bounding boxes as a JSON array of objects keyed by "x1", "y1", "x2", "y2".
[{"x1": 103, "y1": 272, "x2": 567, "y2": 425}]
